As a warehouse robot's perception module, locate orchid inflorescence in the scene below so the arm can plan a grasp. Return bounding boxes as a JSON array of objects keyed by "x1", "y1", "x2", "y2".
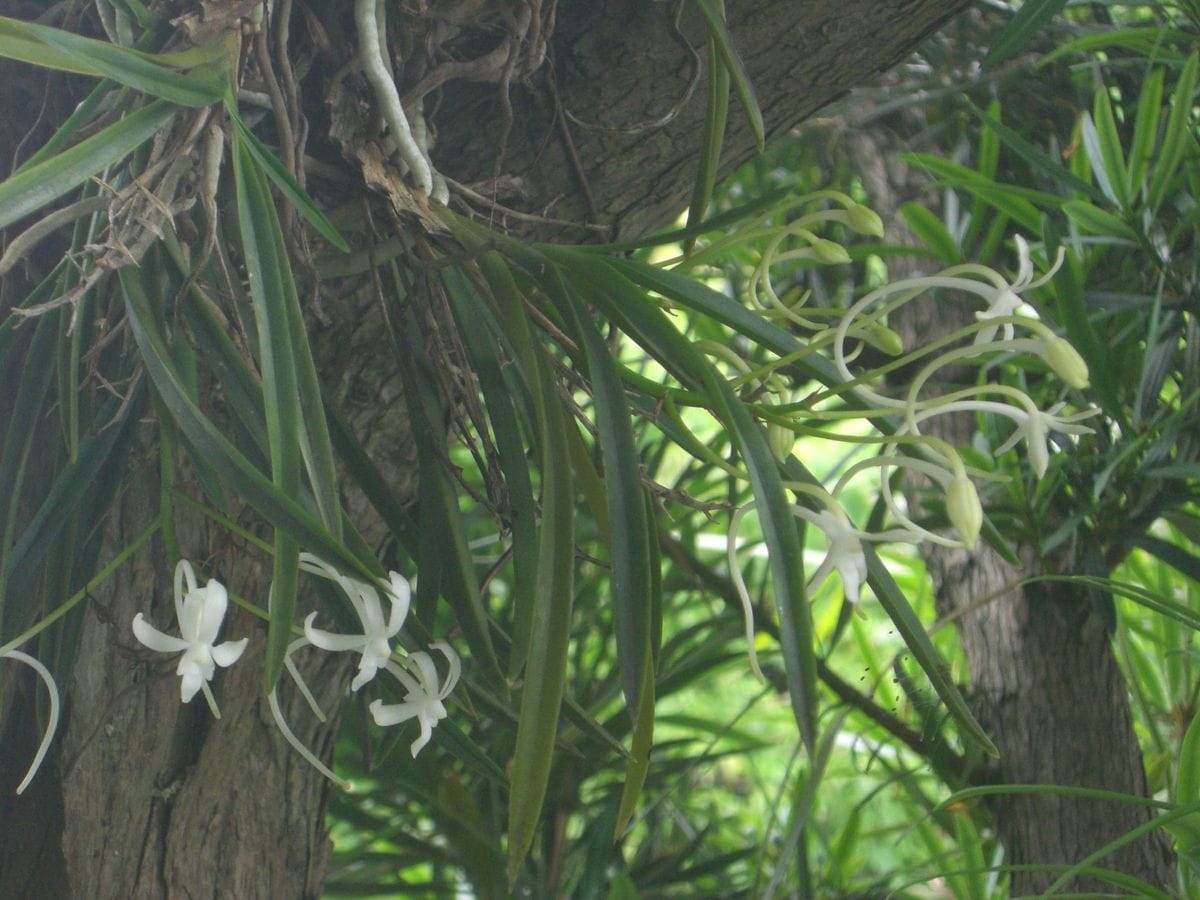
[
  {"x1": 119, "y1": 553, "x2": 461, "y2": 792},
  {"x1": 719, "y1": 199, "x2": 1098, "y2": 673}
]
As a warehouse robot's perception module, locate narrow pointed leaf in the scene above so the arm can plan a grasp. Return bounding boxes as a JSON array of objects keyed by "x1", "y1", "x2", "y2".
[
  {"x1": 555, "y1": 252, "x2": 816, "y2": 749},
  {"x1": 553, "y1": 270, "x2": 652, "y2": 715},
  {"x1": 0, "y1": 15, "x2": 227, "y2": 105},
  {"x1": 507, "y1": 360, "x2": 576, "y2": 882},
  {"x1": 0, "y1": 99, "x2": 177, "y2": 230},
  {"x1": 686, "y1": 36, "x2": 730, "y2": 243},
  {"x1": 860, "y1": 543, "x2": 997, "y2": 755},
  {"x1": 228, "y1": 110, "x2": 349, "y2": 252},
  {"x1": 690, "y1": 0, "x2": 764, "y2": 151},
  {"x1": 1148, "y1": 51, "x2": 1199, "y2": 212}
]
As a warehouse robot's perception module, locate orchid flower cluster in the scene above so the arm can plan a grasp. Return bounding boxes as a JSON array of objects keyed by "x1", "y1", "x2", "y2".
[
  {"x1": 127, "y1": 553, "x2": 460, "y2": 790},
  {"x1": 719, "y1": 195, "x2": 1098, "y2": 671}
]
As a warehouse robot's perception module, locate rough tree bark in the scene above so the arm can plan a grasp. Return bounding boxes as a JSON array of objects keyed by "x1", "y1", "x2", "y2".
[
  {"x1": 0, "y1": 1, "x2": 970, "y2": 896},
  {"x1": 846, "y1": 116, "x2": 1177, "y2": 894}
]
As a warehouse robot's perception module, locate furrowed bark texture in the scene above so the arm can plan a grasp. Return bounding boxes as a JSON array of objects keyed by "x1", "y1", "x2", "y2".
[
  {"x1": 0, "y1": 0, "x2": 969, "y2": 896},
  {"x1": 846, "y1": 123, "x2": 1176, "y2": 894},
  {"x1": 432, "y1": 0, "x2": 971, "y2": 242}
]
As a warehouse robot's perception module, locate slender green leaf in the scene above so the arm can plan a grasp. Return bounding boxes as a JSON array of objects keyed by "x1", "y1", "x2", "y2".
[
  {"x1": 555, "y1": 250, "x2": 817, "y2": 749},
  {"x1": 120, "y1": 268, "x2": 368, "y2": 580},
  {"x1": 228, "y1": 110, "x2": 349, "y2": 252},
  {"x1": 614, "y1": 654, "x2": 656, "y2": 839},
  {"x1": 1148, "y1": 52, "x2": 1199, "y2": 212},
  {"x1": 0, "y1": 99, "x2": 177, "y2": 230},
  {"x1": 1128, "y1": 66, "x2": 1165, "y2": 196},
  {"x1": 861, "y1": 543, "x2": 997, "y2": 755},
  {"x1": 553, "y1": 270, "x2": 652, "y2": 715},
  {"x1": 507, "y1": 354, "x2": 576, "y2": 883},
  {"x1": 685, "y1": 36, "x2": 730, "y2": 243},
  {"x1": 0, "y1": 15, "x2": 227, "y2": 105},
  {"x1": 690, "y1": 0, "x2": 764, "y2": 151},
  {"x1": 966, "y1": 101, "x2": 1103, "y2": 203},
  {"x1": 901, "y1": 202, "x2": 961, "y2": 264},
  {"x1": 1062, "y1": 199, "x2": 1139, "y2": 241}
]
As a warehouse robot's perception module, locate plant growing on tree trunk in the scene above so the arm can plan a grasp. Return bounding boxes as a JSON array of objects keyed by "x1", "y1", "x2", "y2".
[{"x1": 1, "y1": 1, "x2": 1194, "y2": 897}]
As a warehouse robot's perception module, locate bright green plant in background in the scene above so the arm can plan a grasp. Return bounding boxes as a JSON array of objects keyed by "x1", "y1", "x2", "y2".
[{"x1": 1, "y1": 2, "x2": 1200, "y2": 896}]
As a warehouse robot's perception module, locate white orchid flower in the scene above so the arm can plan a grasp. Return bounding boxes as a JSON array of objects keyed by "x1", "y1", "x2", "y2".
[
  {"x1": 793, "y1": 505, "x2": 869, "y2": 605},
  {"x1": 973, "y1": 235, "x2": 1063, "y2": 345},
  {"x1": 299, "y1": 553, "x2": 410, "y2": 691},
  {"x1": 993, "y1": 402, "x2": 1100, "y2": 478},
  {"x1": 369, "y1": 641, "x2": 461, "y2": 757},
  {"x1": 132, "y1": 559, "x2": 248, "y2": 712}
]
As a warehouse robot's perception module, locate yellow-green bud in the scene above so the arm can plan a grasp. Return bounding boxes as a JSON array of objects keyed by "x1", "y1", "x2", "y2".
[
  {"x1": 846, "y1": 204, "x2": 885, "y2": 238},
  {"x1": 1040, "y1": 336, "x2": 1089, "y2": 389},
  {"x1": 946, "y1": 474, "x2": 983, "y2": 549},
  {"x1": 811, "y1": 239, "x2": 851, "y2": 265},
  {"x1": 767, "y1": 421, "x2": 795, "y2": 462},
  {"x1": 866, "y1": 323, "x2": 904, "y2": 356}
]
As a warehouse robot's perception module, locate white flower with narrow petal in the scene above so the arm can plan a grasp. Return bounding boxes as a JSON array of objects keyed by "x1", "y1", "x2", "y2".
[
  {"x1": 794, "y1": 506, "x2": 869, "y2": 605},
  {"x1": 299, "y1": 553, "x2": 410, "y2": 691},
  {"x1": 369, "y1": 641, "x2": 461, "y2": 757},
  {"x1": 132, "y1": 559, "x2": 248, "y2": 708},
  {"x1": 994, "y1": 402, "x2": 1100, "y2": 478},
  {"x1": 974, "y1": 236, "x2": 1063, "y2": 345}
]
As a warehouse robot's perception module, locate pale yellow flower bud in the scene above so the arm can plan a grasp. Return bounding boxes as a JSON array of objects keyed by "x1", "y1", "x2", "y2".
[
  {"x1": 945, "y1": 474, "x2": 983, "y2": 549},
  {"x1": 846, "y1": 204, "x2": 885, "y2": 237},
  {"x1": 767, "y1": 421, "x2": 795, "y2": 462},
  {"x1": 811, "y1": 239, "x2": 851, "y2": 265},
  {"x1": 1040, "y1": 337, "x2": 1089, "y2": 389},
  {"x1": 866, "y1": 323, "x2": 904, "y2": 356}
]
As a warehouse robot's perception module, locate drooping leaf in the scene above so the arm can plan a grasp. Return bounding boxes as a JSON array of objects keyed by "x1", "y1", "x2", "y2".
[
  {"x1": 690, "y1": 0, "x2": 765, "y2": 151},
  {"x1": 0, "y1": 99, "x2": 177, "y2": 231}
]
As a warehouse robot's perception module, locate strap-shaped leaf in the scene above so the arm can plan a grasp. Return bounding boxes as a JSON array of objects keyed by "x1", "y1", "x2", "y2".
[
  {"x1": 233, "y1": 133, "x2": 338, "y2": 689},
  {"x1": 900, "y1": 202, "x2": 961, "y2": 265},
  {"x1": 553, "y1": 251, "x2": 817, "y2": 749},
  {"x1": 228, "y1": 110, "x2": 349, "y2": 252},
  {"x1": 120, "y1": 268, "x2": 369, "y2": 583},
  {"x1": 0, "y1": 15, "x2": 227, "y2": 106},
  {"x1": 551, "y1": 270, "x2": 653, "y2": 717},
  {"x1": 0, "y1": 99, "x2": 177, "y2": 230},
  {"x1": 690, "y1": 0, "x2": 764, "y2": 151},
  {"x1": 442, "y1": 266, "x2": 539, "y2": 680},
  {"x1": 399, "y1": 311, "x2": 502, "y2": 679},
  {"x1": 860, "y1": 543, "x2": 997, "y2": 756},
  {"x1": 1148, "y1": 51, "x2": 1199, "y2": 213},
  {"x1": 685, "y1": 35, "x2": 731, "y2": 243},
  {"x1": 507, "y1": 350, "x2": 576, "y2": 883}
]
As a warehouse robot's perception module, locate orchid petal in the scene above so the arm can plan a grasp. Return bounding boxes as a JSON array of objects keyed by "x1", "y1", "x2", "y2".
[
  {"x1": 173, "y1": 559, "x2": 197, "y2": 626},
  {"x1": 368, "y1": 697, "x2": 421, "y2": 727},
  {"x1": 302, "y1": 612, "x2": 368, "y2": 653},
  {"x1": 212, "y1": 637, "x2": 249, "y2": 668},
  {"x1": 384, "y1": 573, "x2": 411, "y2": 635},
  {"x1": 194, "y1": 580, "x2": 229, "y2": 644},
  {"x1": 429, "y1": 641, "x2": 461, "y2": 698},
  {"x1": 132, "y1": 614, "x2": 190, "y2": 654}
]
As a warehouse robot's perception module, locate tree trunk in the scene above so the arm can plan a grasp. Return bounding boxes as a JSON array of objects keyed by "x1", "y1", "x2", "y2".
[
  {"x1": 0, "y1": 1, "x2": 969, "y2": 895},
  {"x1": 846, "y1": 117, "x2": 1176, "y2": 894}
]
